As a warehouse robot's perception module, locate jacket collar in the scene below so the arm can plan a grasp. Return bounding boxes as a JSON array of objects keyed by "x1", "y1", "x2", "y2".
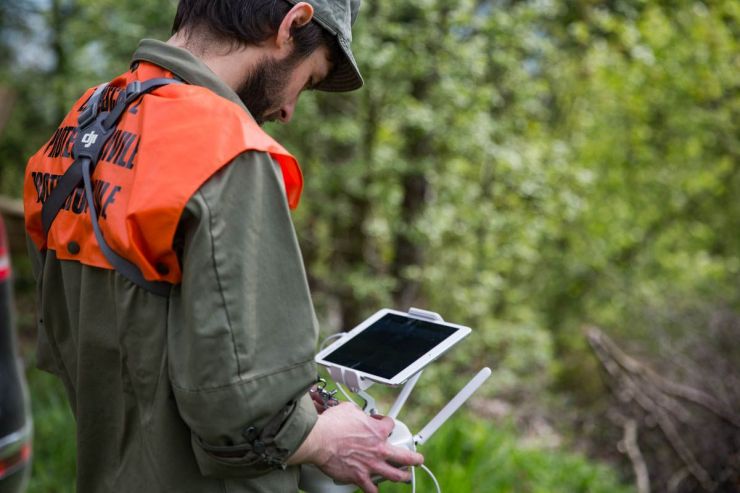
[{"x1": 131, "y1": 39, "x2": 251, "y2": 115}]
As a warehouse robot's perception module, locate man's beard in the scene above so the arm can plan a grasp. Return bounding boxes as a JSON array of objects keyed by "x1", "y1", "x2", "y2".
[{"x1": 237, "y1": 54, "x2": 301, "y2": 125}]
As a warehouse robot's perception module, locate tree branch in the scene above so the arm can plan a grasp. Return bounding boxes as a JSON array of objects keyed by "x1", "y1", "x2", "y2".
[{"x1": 621, "y1": 418, "x2": 651, "y2": 493}]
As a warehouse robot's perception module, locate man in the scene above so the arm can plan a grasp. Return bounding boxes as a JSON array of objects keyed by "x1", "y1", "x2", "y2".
[{"x1": 23, "y1": 1, "x2": 423, "y2": 492}]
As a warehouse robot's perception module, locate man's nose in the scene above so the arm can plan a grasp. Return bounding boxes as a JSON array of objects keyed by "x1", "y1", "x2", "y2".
[{"x1": 277, "y1": 102, "x2": 297, "y2": 123}]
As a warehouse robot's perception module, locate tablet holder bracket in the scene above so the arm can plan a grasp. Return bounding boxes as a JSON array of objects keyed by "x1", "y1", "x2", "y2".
[{"x1": 407, "y1": 307, "x2": 444, "y2": 322}]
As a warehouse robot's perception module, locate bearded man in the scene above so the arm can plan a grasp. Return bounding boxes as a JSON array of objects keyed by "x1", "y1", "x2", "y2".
[{"x1": 23, "y1": 1, "x2": 423, "y2": 492}]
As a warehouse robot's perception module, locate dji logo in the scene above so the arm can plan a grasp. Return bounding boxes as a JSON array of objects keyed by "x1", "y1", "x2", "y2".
[{"x1": 81, "y1": 131, "x2": 99, "y2": 148}]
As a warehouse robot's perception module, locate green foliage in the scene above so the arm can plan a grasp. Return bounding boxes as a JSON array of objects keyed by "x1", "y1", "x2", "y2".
[
  {"x1": 382, "y1": 416, "x2": 634, "y2": 493},
  {"x1": 26, "y1": 369, "x2": 76, "y2": 493},
  {"x1": 276, "y1": 0, "x2": 739, "y2": 411}
]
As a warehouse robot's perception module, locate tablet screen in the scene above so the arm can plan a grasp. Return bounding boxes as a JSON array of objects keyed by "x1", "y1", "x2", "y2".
[{"x1": 322, "y1": 313, "x2": 458, "y2": 379}]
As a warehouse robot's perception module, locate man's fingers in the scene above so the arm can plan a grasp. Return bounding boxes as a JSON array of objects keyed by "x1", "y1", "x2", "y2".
[
  {"x1": 371, "y1": 414, "x2": 395, "y2": 436},
  {"x1": 356, "y1": 475, "x2": 379, "y2": 493},
  {"x1": 308, "y1": 388, "x2": 322, "y2": 403},
  {"x1": 384, "y1": 445, "x2": 424, "y2": 467},
  {"x1": 373, "y1": 461, "x2": 413, "y2": 483},
  {"x1": 308, "y1": 389, "x2": 325, "y2": 413}
]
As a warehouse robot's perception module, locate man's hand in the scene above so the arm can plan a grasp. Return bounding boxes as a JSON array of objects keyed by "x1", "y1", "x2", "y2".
[{"x1": 289, "y1": 402, "x2": 424, "y2": 493}]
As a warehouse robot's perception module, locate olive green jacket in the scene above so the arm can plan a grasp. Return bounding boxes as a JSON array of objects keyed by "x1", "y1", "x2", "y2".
[{"x1": 27, "y1": 40, "x2": 319, "y2": 492}]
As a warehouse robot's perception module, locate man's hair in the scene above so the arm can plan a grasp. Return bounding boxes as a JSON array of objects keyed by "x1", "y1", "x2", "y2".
[{"x1": 173, "y1": 0, "x2": 340, "y2": 63}]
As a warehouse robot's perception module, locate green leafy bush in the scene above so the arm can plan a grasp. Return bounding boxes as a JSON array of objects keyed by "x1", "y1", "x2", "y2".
[{"x1": 382, "y1": 417, "x2": 634, "y2": 493}]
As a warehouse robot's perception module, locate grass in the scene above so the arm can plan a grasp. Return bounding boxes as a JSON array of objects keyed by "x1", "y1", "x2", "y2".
[
  {"x1": 381, "y1": 417, "x2": 634, "y2": 493},
  {"x1": 25, "y1": 368, "x2": 76, "y2": 493}
]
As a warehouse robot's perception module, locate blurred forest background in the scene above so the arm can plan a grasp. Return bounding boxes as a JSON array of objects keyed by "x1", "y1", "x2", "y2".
[{"x1": 0, "y1": 0, "x2": 738, "y2": 492}]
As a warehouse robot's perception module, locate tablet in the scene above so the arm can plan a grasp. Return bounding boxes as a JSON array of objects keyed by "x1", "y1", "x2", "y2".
[{"x1": 315, "y1": 309, "x2": 471, "y2": 386}]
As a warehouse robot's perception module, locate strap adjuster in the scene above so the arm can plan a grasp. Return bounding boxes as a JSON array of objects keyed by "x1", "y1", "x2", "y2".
[
  {"x1": 78, "y1": 107, "x2": 96, "y2": 129},
  {"x1": 78, "y1": 83, "x2": 109, "y2": 129},
  {"x1": 124, "y1": 80, "x2": 142, "y2": 104}
]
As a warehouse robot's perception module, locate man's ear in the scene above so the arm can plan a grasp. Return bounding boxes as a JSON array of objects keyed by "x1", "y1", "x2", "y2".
[{"x1": 275, "y1": 2, "x2": 315, "y2": 52}]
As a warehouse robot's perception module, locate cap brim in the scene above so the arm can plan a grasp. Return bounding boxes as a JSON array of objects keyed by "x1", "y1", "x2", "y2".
[{"x1": 315, "y1": 35, "x2": 363, "y2": 93}]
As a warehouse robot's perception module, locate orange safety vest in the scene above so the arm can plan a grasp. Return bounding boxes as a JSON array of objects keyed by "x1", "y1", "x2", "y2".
[{"x1": 24, "y1": 62, "x2": 303, "y2": 287}]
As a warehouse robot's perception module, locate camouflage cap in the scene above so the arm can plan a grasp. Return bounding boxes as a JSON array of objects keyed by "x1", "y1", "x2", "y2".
[{"x1": 284, "y1": 0, "x2": 363, "y2": 92}]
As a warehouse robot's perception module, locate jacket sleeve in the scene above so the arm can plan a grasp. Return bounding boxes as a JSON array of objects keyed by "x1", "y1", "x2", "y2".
[{"x1": 167, "y1": 150, "x2": 319, "y2": 478}]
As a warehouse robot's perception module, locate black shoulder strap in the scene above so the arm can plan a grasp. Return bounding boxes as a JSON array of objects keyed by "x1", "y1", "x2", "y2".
[{"x1": 41, "y1": 77, "x2": 182, "y2": 297}]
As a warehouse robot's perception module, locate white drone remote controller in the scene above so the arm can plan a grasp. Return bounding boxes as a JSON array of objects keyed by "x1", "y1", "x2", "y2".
[{"x1": 299, "y1": 308, "x2": 491, "y2": 493}]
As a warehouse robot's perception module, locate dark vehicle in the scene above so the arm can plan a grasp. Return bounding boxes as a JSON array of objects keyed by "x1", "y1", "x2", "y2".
[{"x1": 0, "y1": 215, "x2": 31, "y2": 492}]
